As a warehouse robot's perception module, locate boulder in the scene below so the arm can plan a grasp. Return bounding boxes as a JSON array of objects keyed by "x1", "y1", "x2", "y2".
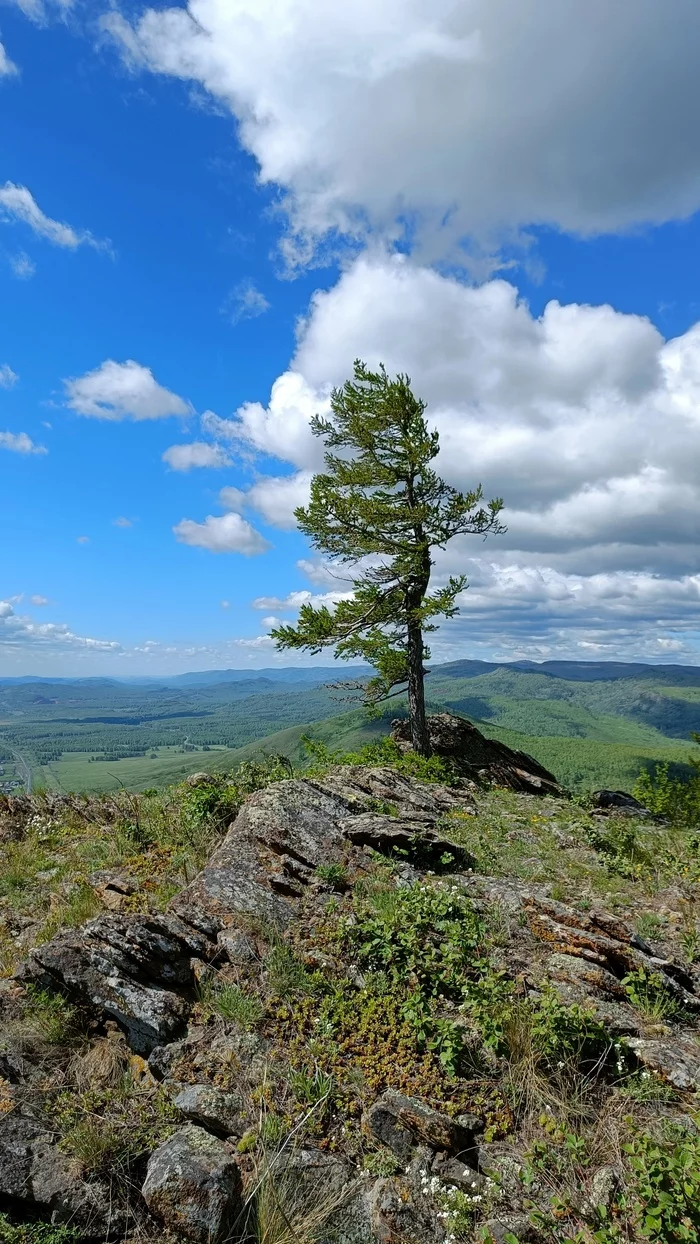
[
  {"x1": 592, "y1": 789, "x2": 647, "y2": 812},
  {"x1": 365, "y1": 1090, "x2": 482, "y2": 1163},
  {"x1": 369, "y1": 1175, "x2": 445, "y2": 1243},
  {"x1": 175, "y1": 1084, "x2": 246, "y2": 1138},
  {"x1": 142, "y1": 1124, "x2": 243, "y2": 1243},
  {"x1": 391, "y1": 713, "x2": 563, "y2": 795},
  {"x1": 20, "y1": 913, "x2": 212, "y2": 1053}
]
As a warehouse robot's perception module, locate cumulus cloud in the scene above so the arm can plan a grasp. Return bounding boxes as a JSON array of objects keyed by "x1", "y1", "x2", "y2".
[
  {"x1": 0, "y1": 431, "x2": 46, "y2": 454},
  {"x1": 0, "y1": 599, "x2": 121, "y2": 657},
  {"x1": 0, "y1": 41, "x2": 18, "y2": 76},
  {"x1": 173, "y1": 511, "x2": 271, "y2": 554},
  {"x1": 199, "y1": 252, "x2": 700, "y2": 655},
  {"x1": 29, "y1": 595, "x2": 49, "y2": 606},
  {"x1": 230, "y1": 255, "x2": 700, "y2": 577},
  {"x1": 0, "y1": 183, "x2": 108, "y2": 251},
  {"x1": 0, "y1": 364, "x2": 18, "y2": 388},
  {"x1": 65, "y1": 360, "x2": 191, "y2": 420},
  {"x1": 224, "y1": 280, "x2": 270, "y2": 324},
  {"x1": 218, "y1": 472, "x2": 312, "y2": 529},
  {"x1": 113, "y1": 516, "x2": 133, "y2": 528},
  {"x1": 107, "y1": 0, "x2": 700, "y2": 263},
  {"x1": 163, "y1": 441, "x2": 232, "y2": 471}
]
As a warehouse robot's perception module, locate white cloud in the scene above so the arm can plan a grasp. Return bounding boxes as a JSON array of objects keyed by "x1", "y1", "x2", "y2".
[
  {"x1": 205, "y1": 251, "x2": 700, "y2": 654},
  {"x1": 9, "y1": 252, "x2": 36, "y2": 280},
  {"x1": 8, "y1": 0, "x2": 74, "y2": 20},
  {"x1": 173, "y1": 511, "x2": 271, "y2": 555},
  {"x1": 0, "y1": 183, "x2": 108, "y2": 251},
  {"x1": 65, "y1": 360, "x2": 191, "y2": 420},
  {"x1": 29, "y1": 595, "x2": 49, "y2": 605},
  {"x1": 108, "y1": 0, "x2": 700, "y2": 264},
  {"x1": 232, "y1": 255, "x2": 700, "y2": 578},
  {"x1": 76, "y1": 536, "x2": 90, "y2": 544},
  {"x1": 218, "y1": 471, "x2": 313, "y2": 529},
  {"x1": 113, "y1": 516, "x2": 133, "y2": 528},
  {"x1": 0, "y1": 364, "x2": 18, "y2": 388},
  {"x1": 0, "y1": 599, "x2": 121, "y2": 657},
  {"x1": 163, "y1": 441, "x2": 232, "y2": 470},
  {"x1": 253, "y1": 588, "x2": 352, "y2": 611},
  {"x1": 0, "y1": 41, "x2": 18, "y2": 76},
  {"x1": 224, "y1": 279, "x2": 270, "y2": 324},
  {"x1": 220, "y1": 599, "x2": 230, "y2": 609},
  {"x1": 0, "y1": 430, "x2": 46, "y2": 454}
]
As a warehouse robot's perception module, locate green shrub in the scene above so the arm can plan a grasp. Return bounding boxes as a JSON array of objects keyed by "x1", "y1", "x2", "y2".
[
  {"x1": 0, "y1": 1219, "x2": 80, "y2": 1244},
  {"x1": 209, "y1": 983, "x2": 265, "y2": 1027},
  {"x1": 634, "y1": 755, "x2": 700, "y2": 828}
]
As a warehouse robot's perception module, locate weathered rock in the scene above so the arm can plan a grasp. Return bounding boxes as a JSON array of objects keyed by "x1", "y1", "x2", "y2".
[
  {"x1": 370, "y1": 1175, "x2": 445, "y2": 1243},
  {"x1": 592, "y1": 789, "x2": 647, "y2": 812},
  {"x1": 262, "y1": 1149, "x2": 373, "y2": 1244},
  {"x1": 171, "y1": 768, "x2": 478, "y2": 938},
  {"x1": 431, "y1": 1152, "x2": 485, "y2": 1191},
  {"x1": 142, "y1": 1124, "x2": 242, "y2": 1243},
  {"x1": 341, "y1": 812, "x2": 475, "y2": 867},
  {"x1": 627, "y1": 1037, "x2": 700, "y2": 1090},
  {"x1": 175, "y1": 1084, "x2": 245, "y2": 1137},
  {"x1": 365, "y1": 1090, "x2": 482, "y2": 1163},
  {"x1": 480, "y1": 1215, "x2": 538, "y2": 1243},
  {"x1": 580, "y1": 1166, "x2": 620, "y2": 1219},
  {"x1": 0, "y1": 1113, "x2": 130, "y2": 1237},
  {"x1": 20, "y1": 913, "x2": 212, "y2": 1053},
  {"x1": 88, "y1": 869, "x2": 140, "y2": 912},
  {"x1": 391, "y1": 713, "x2": 563, "y2": 796}
]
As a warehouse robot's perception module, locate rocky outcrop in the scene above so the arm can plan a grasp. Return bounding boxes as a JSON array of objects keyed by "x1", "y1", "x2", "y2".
[
  {"x1": 170, "y1": 766, "x2": 474, "y2": 938},
  {"x1": 391, "y1": 712, "x2": 563, "y2": 794},
  {"x1": 20, "y1": 913, "x2": 213, "y2": 1053},
  {"x1": 365, "y1": 1091, "x2": 482, "y2": 1165}
]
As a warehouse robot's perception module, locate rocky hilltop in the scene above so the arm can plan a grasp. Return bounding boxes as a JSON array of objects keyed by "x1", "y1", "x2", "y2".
[{"x1": 1, "y1": 715, "x2": 699, "y2": 1243}]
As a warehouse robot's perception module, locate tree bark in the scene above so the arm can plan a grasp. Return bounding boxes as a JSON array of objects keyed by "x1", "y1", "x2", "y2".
[{"x1": 407, "y1": 615, "x2": 430, "y2": 756}]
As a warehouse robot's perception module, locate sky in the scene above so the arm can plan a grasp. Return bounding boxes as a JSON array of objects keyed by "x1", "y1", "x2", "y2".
[{"x1": 2, "y1": 0, "x2": 700, "y2": 676}]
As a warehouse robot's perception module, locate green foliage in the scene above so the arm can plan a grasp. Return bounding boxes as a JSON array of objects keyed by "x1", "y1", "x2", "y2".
[
  {"x1": 314, "y1": 862, "x2": 349, "y2": 889},
  {"x1": 301, "y1": 730, "x2": 460, "y2": 785},
  {"x1": 272, "y1": 360, "x2": 504, "y2": 728},
  {"x1": 22, "y1": 987, "x2": 80, "y2": 1045},
  {"x1": 56, "y1": 1077, "x2": 177, "y2": 1173},
  {"x1": 266, "y1": 944, "x2": 317, "y2": 998},
  {"x1": 565, "y1": 1123, "x2": 700, "y2": 1243},
  {"x1": 622, "y1": 967, "x2": 685, "y2": 1022},
  {"x1": 634, "y1": 756, "x2": 700, "y2": 828},
  {"x1": 0, "y1": 1219, "x2": 79, "y2": 1244},
  {"x1": 205, "y1": 982, "x2": 265, "y2": 1028}
]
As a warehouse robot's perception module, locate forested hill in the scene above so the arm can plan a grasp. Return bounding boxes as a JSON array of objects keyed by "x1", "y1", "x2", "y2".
[{"x1": 0, "y1": 659, "x2": 698, "y2": 794}]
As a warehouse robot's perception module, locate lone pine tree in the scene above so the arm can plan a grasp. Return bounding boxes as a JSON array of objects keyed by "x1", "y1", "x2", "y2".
[{"x1": 271, "y1": 361, "x2": 505, "y2": 756}]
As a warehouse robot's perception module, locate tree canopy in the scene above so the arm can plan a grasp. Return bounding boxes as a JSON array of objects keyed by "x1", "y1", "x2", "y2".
[{"x1": 272, "y1": 360, "x2": 505, "y2": 754}]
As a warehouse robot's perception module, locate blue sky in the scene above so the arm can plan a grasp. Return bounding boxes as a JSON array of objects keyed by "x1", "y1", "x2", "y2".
[{"x1": 2, "y1": 0, "x2": 700, "y2": 675}]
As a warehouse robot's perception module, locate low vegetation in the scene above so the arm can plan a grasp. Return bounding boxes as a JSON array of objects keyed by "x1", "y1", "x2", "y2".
[{"x1": 3, "y1": 735, "x2": 700, "y2": 1241}]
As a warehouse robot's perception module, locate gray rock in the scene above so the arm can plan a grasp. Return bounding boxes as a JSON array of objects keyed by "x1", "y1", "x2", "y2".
[
  {"x1": 21, "y1": 913, "x2": 212, "y2": 1053},
  {"x1": 175, "y1": 1084, "x2": 246, "y2": 1137},
  {"x1": 580, "y1": 1166, "x2": 620, "y2": 1219},
  {"x1": 261, "y1": 1149, "x2": 373, "y2": 1244},
  {"x1": 365, "y1": 1090, "x2": 482, "y2": 1163},
  {"x1": 142, "y1": 1124, "x2": 243, "y2": 1243},
  {"x1": 391, "y1": 713, "x2": 563, "y2": 796},
  {"x1": 369, "y1": 1175, "x2": 445, "y2": 1243},
  {"x1": 0, "y1": 1113, "x2": 130, "y2": 1237},
  {"x1": 480, "y1": 1214, "x2": 538, "y2": 1243},
  {"x1": 627, "y1": 1037, "x2": 700, "y2": 1090},
  {"x1": 171, "y1": 769, "x2": 477, "y2": 939},
  {"x1": 432, "y1": 1152, "x2": 485, "y2": 1191}
]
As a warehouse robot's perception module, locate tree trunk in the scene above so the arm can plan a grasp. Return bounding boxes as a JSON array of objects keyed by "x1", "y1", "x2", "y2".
[{"x1": 407, "y1": 616, "x2": 431, "y2": 756}]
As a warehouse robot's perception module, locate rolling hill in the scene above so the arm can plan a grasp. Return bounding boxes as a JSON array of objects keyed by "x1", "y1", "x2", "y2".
[{"x1": 1, "y1": 659, "x2": 698, "y2": 794}]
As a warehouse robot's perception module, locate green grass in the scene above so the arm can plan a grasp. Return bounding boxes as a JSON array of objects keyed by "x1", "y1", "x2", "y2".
[{"x1": 42, "y1": 746, "x2": 233, "y2": 793}]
